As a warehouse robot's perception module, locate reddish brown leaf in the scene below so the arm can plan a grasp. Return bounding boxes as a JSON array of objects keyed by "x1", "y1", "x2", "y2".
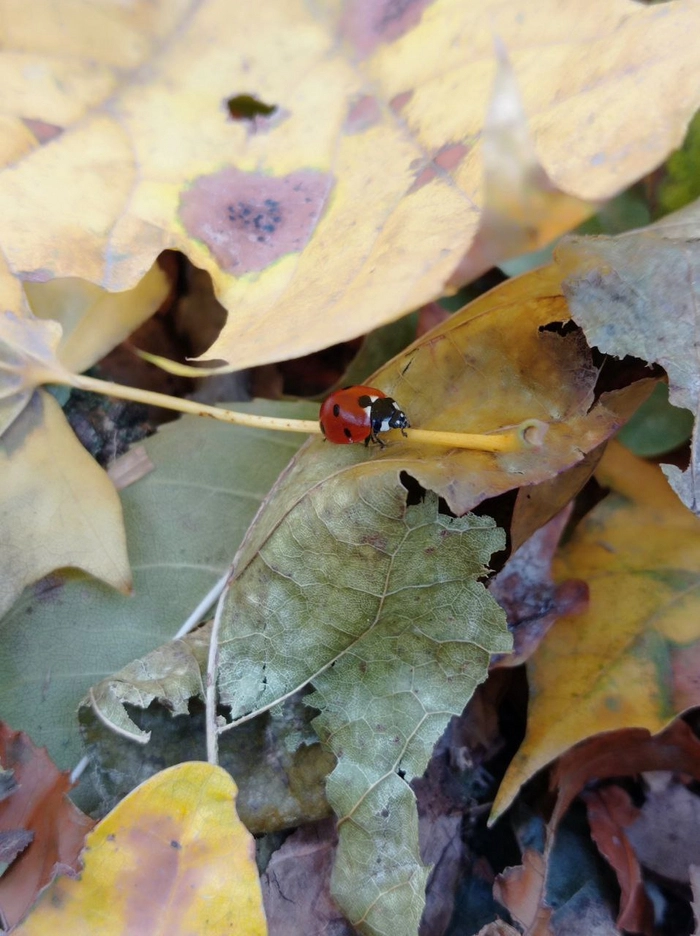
[
  {"x1": 0, "y1": 724, "x2": 94, "y2": 929},
  {"x1": 582, "y1": 786, "x2": 653, "y2": 934},
  {"x1": 549, "y1": 719, "x2": 700, "y2": 833},
  {"x1": 493, "y1": 850, "x2": 554, "y2": 936}
]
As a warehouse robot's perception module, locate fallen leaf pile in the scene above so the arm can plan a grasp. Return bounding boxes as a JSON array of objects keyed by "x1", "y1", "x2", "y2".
[{"x1": 2, "y1": 2, "x2": 700, "y2": 936}]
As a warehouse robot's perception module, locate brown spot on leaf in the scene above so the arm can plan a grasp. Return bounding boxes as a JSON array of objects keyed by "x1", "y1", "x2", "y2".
[
  {"x1": 434, "y1": 143, "x2": 468, "y2": 171},
  {"x1": 389, "y1": 90, "x2": 413, "y2": 114},
  {"x1": 22, "y1": 119, "x2": 64, "y2": 145},
  {"x1": 341, "y1": 0, "x2": 435, "y2": 57},
  {"x1": 345, "y1": 95, "x2": 382, "y2": 133},
  {"x1": 408, "y1": 164, "x2": 437, "y2": 193},
  {"x1": 180, "y1": 168, "x2": 333, "y2": 274}
]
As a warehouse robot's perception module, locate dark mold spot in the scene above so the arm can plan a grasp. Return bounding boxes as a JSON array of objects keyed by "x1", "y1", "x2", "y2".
[
  {"x1": 226, "y1": 94, "x2": 277, "y2": 121},
  {"x1": 345, "y1": 95, "x2": 382, "y2": 133},
  {"x1": 22, "y1": 119, "x2": 64, "y2": 145},
  {"x1": 341, "y1": 0, "x2": 435, "y2": 57},
  {"x1": 180, "y1": 167, "x2": 334, "y2": 274}
]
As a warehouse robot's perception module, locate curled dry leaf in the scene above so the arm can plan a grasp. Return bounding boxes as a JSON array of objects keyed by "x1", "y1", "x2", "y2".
[
  {"x1": 582, "y1": 786, "x2": 653, "y2": 935},
  {"x1": 0, "y1": 1, "x2": 699, "y2": 370},
  {"x1": 85, "y1": 625, "x2": 210, "y2": 743},
  {"x1": 493, "y1": 850, "x2": 553, "y2": 936}
]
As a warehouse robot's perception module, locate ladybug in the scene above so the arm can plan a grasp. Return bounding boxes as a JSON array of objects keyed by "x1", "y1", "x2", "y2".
[{"x1": 319, "y1": 385, "x2": 410, "y2": 448}]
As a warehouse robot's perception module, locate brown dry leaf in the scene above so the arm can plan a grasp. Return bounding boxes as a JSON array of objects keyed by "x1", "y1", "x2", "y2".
[
  {"x1": 582, "y1": 786, "x2": 653, "y2": 935},
  {"x1": 0, "y1": 2, "x2": 698, "y2": 372},
  {"x1": 493, "y1": 850, "x2": 554, "y2": 936},
  {"x1": 489, "y1": 507, "x2": 589, "y2": 669},
  {"x1": 0, "y1": 723, "x2": 94, "y2": 931},
  {"x1": 261, "y1": 819, "x2": 356, "y2": 936},
  {"x1": 0, "y1": 390, "x2": 130, "y2": 619},
  {"x1": 625, "y1": 772, "x2": 700, "y2": 885},
  {"x1": 556, "y1": 198, "x2": 700, "y2": 515},
  {"x1": 500, "y1": 721, "x2": 700, "y2": 936},
  {"x1": 493, "y1": 443, "x2": 700, "y2": 818},
  {"x1": 14, "y1": 762, "x2": 266, "y2": 936}
]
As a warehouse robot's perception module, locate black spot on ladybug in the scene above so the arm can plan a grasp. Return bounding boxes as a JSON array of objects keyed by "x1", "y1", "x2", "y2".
[
  {"x1": 333, "y1": 403, "x2": 340, "y2": 417},
  {"x1": 357, "y1": 394, "x2": 372, "y2": 407},
  {"x1": 344, "y1": 427, "x2": 353, "y2": 439}
]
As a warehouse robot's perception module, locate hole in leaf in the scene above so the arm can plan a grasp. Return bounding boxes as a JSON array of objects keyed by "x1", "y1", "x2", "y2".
[{"x1": 227, "y1": 94, "x2": 277, "y2": 121}]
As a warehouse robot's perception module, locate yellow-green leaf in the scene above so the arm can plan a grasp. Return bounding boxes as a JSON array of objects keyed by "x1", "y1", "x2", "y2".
[{"x1": 14, "y1": 762, "x2": 266, "y2": 936}]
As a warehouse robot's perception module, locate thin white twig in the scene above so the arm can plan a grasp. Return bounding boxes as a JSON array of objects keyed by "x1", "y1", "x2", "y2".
[
  {"x1": 205, "y1": 585, "x2": 228, "y2": 765},
  {"x1": 173, "y1": 570, "x2": 230, "y2": 639},
  {"x1": 70, "y1": 755, "x2": 90, "y2": 785}
]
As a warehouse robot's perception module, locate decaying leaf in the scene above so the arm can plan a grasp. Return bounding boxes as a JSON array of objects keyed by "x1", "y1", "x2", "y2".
[
  {"x1": 582, "y1": 786, "x2": 653, "y2": 934},
  {"x1": 219, "y1": 483, "x2": 510, "y2": 934},
  {"x1": 489, "y1": 507, "x2": 588, "y2": 669},
  {"x1": 13, "y1": 762, "x2": 266, "y2": 936},
  {"x1": 494, "y1": 443, "x2": 700, "y2": 818},
  {"x1": 0, "y1": 1, "x2": 698, "y2": 371},
  {"x1": 0, "y1": 724, "x2": 94, "y2": 931},
  {"x1": 85, "y1": 626, "x2": 209, "y2": 743},
  {"x1": 625, "y1": 772, "x2": 700, "y2": 885},
  {"x1": 557, "y1": 197, "x2": 700, "y2": 515},
  {"x1": 497, "y1": 721, "x2": 700, "y2": 936},
  {"x1": 493, "y1": 850, "x2": 553, "y2": 936}
]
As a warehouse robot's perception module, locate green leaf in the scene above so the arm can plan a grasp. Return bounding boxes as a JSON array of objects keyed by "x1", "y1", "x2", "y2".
[
  {"x1": 617, "y1": 382, "x2": 692, "y2": 457},
  {"x1": 658, "y1": 109, "x2": 700, "y2": 216},
  {"x1": 0, "y1": 401, "x2": 314, "y2": 769},
  {"x1": 218, "y1": 476, "x2": 510, "y2": 935}
]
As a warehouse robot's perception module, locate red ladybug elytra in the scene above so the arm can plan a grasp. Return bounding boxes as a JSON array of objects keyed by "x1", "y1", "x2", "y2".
[{"x1": 319, "y1": 385, "x2": 410, "y2": 448}]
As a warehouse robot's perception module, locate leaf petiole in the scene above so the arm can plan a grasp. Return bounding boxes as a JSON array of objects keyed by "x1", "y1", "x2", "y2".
[{"x1": 63, "y1": 373, "x2": 547, "y2": 451}]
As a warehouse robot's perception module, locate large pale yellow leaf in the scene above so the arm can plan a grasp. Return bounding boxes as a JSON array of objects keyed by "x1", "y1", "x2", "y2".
[
  {"x1": 0, "y1": 391, "x2": 130, "y2": 619},
  {"x1": 14, "y1": 762, "x2": 266, "y2": 936},
  {"x1": 0, "y1": 0, "x2": 698, "y2": 370},
  {"x1": 493, "y1": 442, "x2": 700, "y2": 819}
]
